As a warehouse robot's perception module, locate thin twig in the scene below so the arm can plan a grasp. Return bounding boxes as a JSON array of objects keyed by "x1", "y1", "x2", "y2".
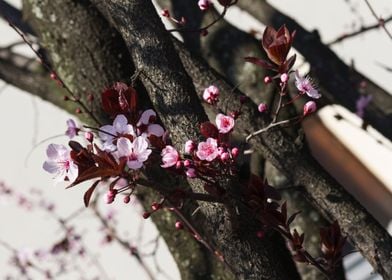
[{"x1": 363, "y1": 0, "x2": 392, "y2": 41}]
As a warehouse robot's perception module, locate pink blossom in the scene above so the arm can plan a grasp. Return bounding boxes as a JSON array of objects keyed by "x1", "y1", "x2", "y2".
[
  {"x1": 203, "y1": 85, "x2": 220, "y2": 104},
  {"x1": 84, "y1": 132, "x2": 94, "y2": 142},
  {"x1": 43, "y1": 144, "x2": 78, "y2": 183},
  {"x1": 161, "y1": 145, "x2": 179, "y2": 168},
  {"x1": 184, "y1": 140, "x2": 196, "y2": 154},
  {"x1": 295, "y1": 71, "x2": 321, "y2": 99},
  {"x1": 196, "y1": 138, "x2": 219, "y2": 161},
  {"x1": 258, "y1": 103, "x2": 268, "y2": 113},
  {"x1": 356, "y1": 95, "x2": 372, "y2": 118},
  {"x1": 65, "y1": 119, "x2": 79, "y2": 139},
  {"x1": 280, "y1": 73, "x2": 289, "y2": 83},
  {"x1": 117, "y1": 136, "x2": 152, "y2": 169},
  {"x1": 264, "y1": 76, "x2": 272, "y2": 84},
  {"x1": 99, "y1": 114, "x2": 135, "y2": 151},
  {"x1": 231, "y1": 147, "x2": 239, "y2": 158},
  {"x1": 215, "y1": 113, "x2": 235, "y2": 134},
  {"x1": 198, "y1": 0, "x2": 211, "y2": 11},
  {"x1": 303, "y1": 101, "x2": 317, "y2": 116}
]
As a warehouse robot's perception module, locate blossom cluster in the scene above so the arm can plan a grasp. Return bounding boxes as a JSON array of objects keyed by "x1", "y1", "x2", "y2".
[{"x1": 42, "y1": 82, "x2": 240, "y2": 206}]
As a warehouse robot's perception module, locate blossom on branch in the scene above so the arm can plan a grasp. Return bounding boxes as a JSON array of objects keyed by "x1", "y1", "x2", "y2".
[
  {"x1": 43, "y1": 144, "x2": 78, "y2": 183},
  {"x1": 295, "y1": 71, "x2": 321, "y2": 99},
  {"x1": 116, "y1": 136, "x2": 151, "y2": 170},
  {"x1": 99, "y1": 114, "x2": 135, "y2": 151},
  {"x1": 196, "y1": 138, "x2": 219, "y2": 161},
  {"x1": 161, "y1": 145, "x2": 180, "y2": 168},
  {"x1": 215, "y1": 113, "x2": 235, "y2": 134}
]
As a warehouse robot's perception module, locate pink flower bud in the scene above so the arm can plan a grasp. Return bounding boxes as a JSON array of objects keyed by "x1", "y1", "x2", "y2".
[
  {"x1": 303, "y1": 101, "x2": 317, "y2": 116},
  {"x1": 176, "y1": 161, "x2": 183, "y2": 169},
  {"x1": 84, "y1": 132, "x2": 94, "y2": 143},
  {"x1": 175, "y1": 221, "x2": 184, "y2": 230},
  {"x1": 151, "y1": 202, "x2": 161, "y2": 211},
  {"x1": 183, "y1": 159, "x2": 191, "y2": 167},
  {"x1": 256, "y1": 230, "x2": 265, "y2": 239},
  {"x1": 200, "y1": 29, "x2": 209, "y2": 36},
  {"x1": 220, "y1": 152, "x2": 230, "y2": 161},
  {"x1": 123, "y1": 196, "x2": 131, "y2": 204},
  {"x1": 198, "y1": 0, "x2": 211, "y2": 11},
  {"x1": 186, "y1": 168, "x2": 197, "y2": 178},
  {"x1": 142, "y1": 212, "x2": 151, "y2": 219},
  {"x1": 161, "y1": 9, "x2": 170, "y2": 17},
  {"x1": 231, "y1": 147, "x2": 239, "y2": 158},
  {"x1": 264, "y1": 76, "x2": 272, "y2": 84},
  {"x1": 280, "y1": 73, "x2": 289, "y2": 83},
  {"x1": 185, "y1": 140, "x2": 196, "y2": 154},
  {"x1": 258, "y1": 103, "x2": 267, "y2": 113}
]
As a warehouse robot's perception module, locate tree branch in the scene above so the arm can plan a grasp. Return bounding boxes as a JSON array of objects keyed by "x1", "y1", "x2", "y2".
[
  {"x1": 236, "y1": 0, "x2": 392, "y2": 140},
  {"x1": 90, "y1": 1, "x2": 300, "y2": 279},
  {"x1": 171, "y1": 37, "x2": 392, "y2": 278}
]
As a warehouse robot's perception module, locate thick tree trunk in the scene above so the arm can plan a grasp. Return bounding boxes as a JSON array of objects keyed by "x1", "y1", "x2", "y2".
[{"x1": 21, "y1": 1, "x2": 233, "y2": 279}]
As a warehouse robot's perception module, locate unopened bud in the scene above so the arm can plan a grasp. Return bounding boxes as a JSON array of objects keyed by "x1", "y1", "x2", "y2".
[
  {"x1": 161, "y1": 9, "x2": 170, "y2": 17},
  {"x1": 175, "y1": 221, "x2": 184, "y2": 230},
  {"x1": 258, "y1": 103, "x2": 267, "y2": 113},
  {"x1": 264, "y1": 76, "x2": 272, "y2": 84},
  {"x1": 231, "y1": 147, "x2": 239, "y2": 158},
  {"x1": 303, "y1": 101, "x2": 317, "y2": 116},
  {"x1": 84, "y1": 132, "x2": 94, "y2": 143},
  {"x1": 280, "y1": 73, "x2": 289, "y2": 83}
]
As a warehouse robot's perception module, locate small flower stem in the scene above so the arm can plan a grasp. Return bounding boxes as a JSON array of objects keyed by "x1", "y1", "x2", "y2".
[
  {"x1": 169, "y1": 203, "x2": 234, "y2": 271},
  {"x1": 245, "y1": 116, "x2": 300, "y2": 142},
  {"x1": 167, "y1": 6, "x2": 228, "y2": 33},
  {"x1": 363, "y1": 0, "x2": 392, "y2": 41},
  {"x1": 83, "y1": 125, "x2": 117, "y2": 137}
]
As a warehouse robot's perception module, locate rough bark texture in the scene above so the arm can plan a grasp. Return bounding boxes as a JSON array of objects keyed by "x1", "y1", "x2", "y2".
[
  {"x1": 172, "y1": 38, "x2": 392, "y2": 279},
  {"x1": 197, "y1": 12, "x2": 335, "y2": 279},
  {"x1": 21, "y1": 1, "x2": 233, "y2": 279},
  {"x1": 91, "y1": 1, "x2": 301, "y2": 279},
  {"x1": 236, "y1": 0, "x2": 392, "y2": 140}
]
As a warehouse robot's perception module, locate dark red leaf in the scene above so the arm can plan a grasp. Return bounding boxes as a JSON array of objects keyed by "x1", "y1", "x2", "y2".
[
  {"x1": 83, "y1": 180, "x2": 100, "y2": 207},
  {"x1": 244, "y1": 57, "x2": 276, "y2": 70},
  {"x1": 287, "y1": 211, "x2": 301, "y2": 226},
  {"x1": 200, "y1": 122, "x2": 219, "y2": 139}
]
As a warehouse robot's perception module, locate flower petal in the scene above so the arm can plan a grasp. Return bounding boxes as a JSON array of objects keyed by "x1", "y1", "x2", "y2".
[
  {"x1": 67, "y1": 162, "x2": 79, "y2": 183},
  {"x1": 127, "y1": 160, "x2": 143, "y2": 170},
  {"x1": 148, "y1": 124, "x2": 164, "y2": 137},
  {"x1": 133, "y1": 136, "x2": 148, "y2": 154},
  {"x1": 99, "y1": 125, "x2": 115, "y2": 142},
  {"x1": 117, "y1": 137, "x2": 133, "y2": 157},
  {"x1": 46, "y1": 144, "x2": 68, "y2": 160},
  {"x1": 138, "y1": 109, "x2": 156, "y2": 125},
  {"x1": 113, "y1": 115, "x2": 128, "y2": 131},
  {"x1": 43, "y1": 160, "x2": 60, "y2": 174}
]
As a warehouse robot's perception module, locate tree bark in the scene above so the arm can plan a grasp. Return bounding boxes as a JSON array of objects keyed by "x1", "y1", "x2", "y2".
[
  {"x1": 91, "y1": 1, "x2": 301, "y2": 279},
  {"x1": 236, "y1": 0, "x2": 392, "y2": 140},
  {"x1": 21, "y1": 1, "x2": 232, "y2": 279}
]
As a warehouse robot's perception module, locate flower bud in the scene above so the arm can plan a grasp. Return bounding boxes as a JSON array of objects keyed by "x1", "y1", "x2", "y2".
[
  {"x1": 258, "y1": 103, "x2": 267, "y2": 113},
  {"x1": 175, "y1": 221, "x2": 184, "y2": 230},
  {"x1": 231, "y1": 147, "x2": 239, "y2": 158},
  {"x1": 84, "y1": 132, "x2": 94, "y2": 143},
  {"x1": 161, "y1": 9, "x2": 170, "y2": 17},
  {"x1": 220, "y1": 152, "x2": 230, "y2": 161},
  {"x1": 186, "y1": 168, "x2": 197, "y2": 178},
  {"x1": 198, "y1": 0, "x2": 211, "y2": 11},
  {"x1": 280, "y1": 73, "x2": 289, "y2": 83},
  {"x1": 303, "y1": 101, "x2": 317, "y2": 116},
  {"x1": 183, "y1": 159, "x2": 191, "y2": 167},
  {"x1": 264, "y1": 76, "x2": 272, "y2": 84}
]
